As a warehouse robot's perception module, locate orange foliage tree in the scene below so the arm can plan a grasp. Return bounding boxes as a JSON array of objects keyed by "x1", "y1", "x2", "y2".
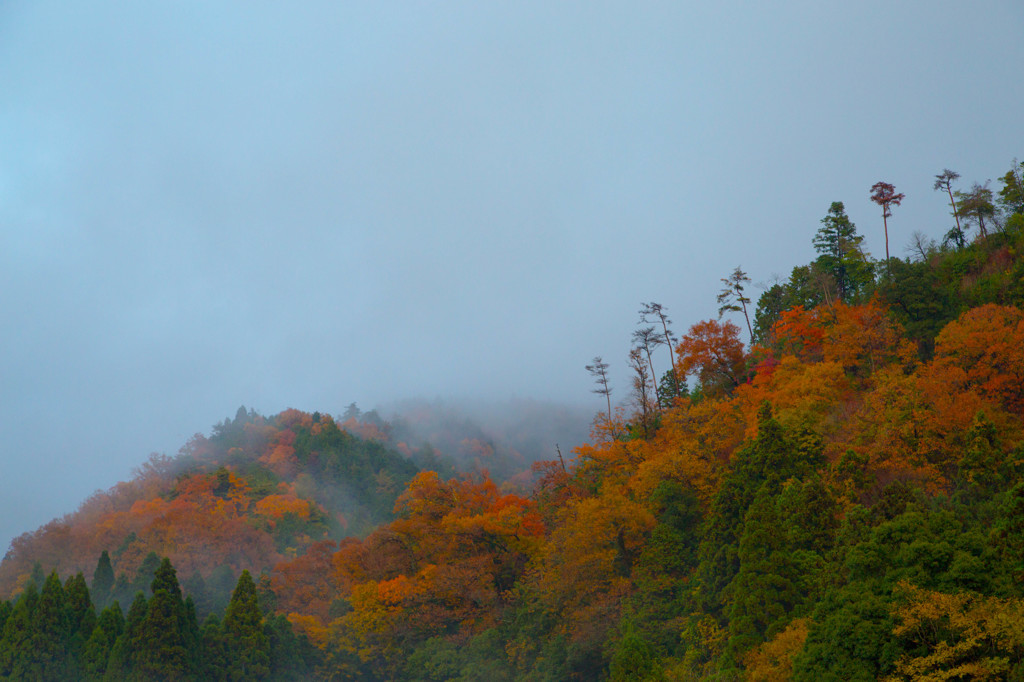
[
  {"x1": 932, "y1": 304, "x2": 1024, "y2": 414},
  {"x1": 676, "y1": 320, "x2": 747, "y2": 396}
]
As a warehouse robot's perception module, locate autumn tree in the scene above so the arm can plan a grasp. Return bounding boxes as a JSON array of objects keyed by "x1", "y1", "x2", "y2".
[
  {"x1": 887, "y1": 582, "x2": 1024, "y2": 681},
  {"x1": 676, "y1": 319, "x2": 747, "y2": 397},
  {"x1": 870, "y1": 181, "x2": 905, "y2": 270},
  {"x1": 718, "y1": 266, "x2": 754, "y2": 342},
  {"x1": 932, "y1": 303, "x2": 1024, "y2": 414}
]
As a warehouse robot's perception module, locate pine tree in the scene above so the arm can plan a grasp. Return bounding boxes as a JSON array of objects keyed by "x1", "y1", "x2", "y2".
[
  {"x1": 129, "y1": 552, "x2": 161, "y2": 598},
  {"x1": 29, "y1": 571, "x2": 71, "y2": 681},
  {"x1": 105, "y1": 591, "x2": 147, "y2": 680},
  {"x1": 264, "y1": 613, "x2": 309, "y2": 681},
  {"x1": 65, "y1": 572, "x2": 96, "y2": 676},
  {"x1": 0, "y1": 582, "x2": 38, "y2": 679},
  {"x1": 813, "y1": 201, "x2": 873, "y2": 302},
  {"x1": 222, "y1": 570, "x2": 270, "y2": 681},
  {"x1": 199, "y1": 614, "x2": 228, "y2": 681},
  {"x1": 134, "y1": 558, "x2": 194, "y2": 680},
  {"x1": 717, "y1": 266, "x2": 754, "y2": 342},
  {"x1": 92, "y1": 551, "x2": 115, "y2": 609},
  {"x1": 81, "y1": 601, "x2": 123, "y2": 681}
]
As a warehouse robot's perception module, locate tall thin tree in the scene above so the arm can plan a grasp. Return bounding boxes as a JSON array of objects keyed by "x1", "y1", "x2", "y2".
[
  {"x1": 717, "y1": 266, "x2": 754, "y2": 343},
  {"x1": 628, "y1": 348, "x2": 656, "y2": 440},
  {"x1": 639, "y1": 302, "x2": 679, "y2": 395},
  {"x1": 933, "y1": 169, "x2": 963, "y2": 244},
  {"x1": 631, "y1": 326, "x2": 662, "y2": 402},
  {"x1": 870, "y1": 181, "x2": 905, "y2": 274},
  {"x1": 586, "y1": 356, "x2": 613, "y2": 424}
]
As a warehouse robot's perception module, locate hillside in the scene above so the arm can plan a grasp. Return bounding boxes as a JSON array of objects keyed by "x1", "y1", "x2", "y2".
[
  {"x1": 0, "y1": 408, "x2": 421, "y2": 603},
  {"x1": 2, "y1": 160, "x2": 1024, "y2": 680}
]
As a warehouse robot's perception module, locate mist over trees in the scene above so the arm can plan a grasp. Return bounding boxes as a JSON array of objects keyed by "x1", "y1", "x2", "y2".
[{"x1": 3, "y1": 156, "x2": 1024, "y2": 679}]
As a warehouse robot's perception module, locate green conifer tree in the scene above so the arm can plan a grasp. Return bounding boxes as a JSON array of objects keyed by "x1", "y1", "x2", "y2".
[
  {"x1": 29, "y1": 563, "x2": 45, "y2": 590},
  {"x1": 264, "y1": 613, "x2": 309, "y2": 681},
  {"x1": 0, "y1": 582, "x2": 38, "y2": 679},
  {"x1": 104, "y1": 591, "x2": 148, "y2": 680},
  {"x1": 222, "y1": 570, "x2": 270, "y2": 681},
  {"x1": 65, "y1": 572, "x2": 96, "y2": 676},
  {"x1": 129, "y1": 552, "x2": 161, "y2": 598},
  {"x1": 813, "y1": 201, "x2": 874, "y2": 302},
  {"x1": 199, "y1": 614, "x2": 228, "y2": 682},
  {"x1": 28, "y1": 571, "x2": 72, "y2": 681},
  {"x1": 133, "y1": 558, "x2": 194, "y2": 680},
  {"x1": 92, "y1": 551, "x2": 115, "y2": 609},
  {"x1": 81, "y1": 601, "x2": 123, "y2": 681}
]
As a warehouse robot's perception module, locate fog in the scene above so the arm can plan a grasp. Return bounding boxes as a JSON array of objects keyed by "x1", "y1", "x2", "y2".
[{"x1": 2, "y1": 1, "x2": 1022, "y2": 554}]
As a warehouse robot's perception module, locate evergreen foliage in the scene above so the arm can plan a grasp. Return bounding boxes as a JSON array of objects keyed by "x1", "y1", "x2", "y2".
[
  {"x1": 91, "y1": 551, "x2": 115, "y2": 609},
  {"x1": 0, "y1": 556, "x2": 309, "y2": 681},
  {"x1": 221, "y1": 570, "x2": 270, "y2": 680}
]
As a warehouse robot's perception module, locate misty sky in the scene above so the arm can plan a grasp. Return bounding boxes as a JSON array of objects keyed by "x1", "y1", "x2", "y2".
[{"x1": 2, "y1": 1, "x2": 1022, "y2": 555}]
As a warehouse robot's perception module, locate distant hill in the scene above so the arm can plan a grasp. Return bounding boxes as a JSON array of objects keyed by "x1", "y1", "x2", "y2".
[{"x1": 0, "y1": 407, "x2": 421, "y2": 602}]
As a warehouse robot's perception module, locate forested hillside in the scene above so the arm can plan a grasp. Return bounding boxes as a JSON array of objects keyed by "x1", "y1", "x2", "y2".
[
  {"x1": 2, "y1": 160, "x2": 1024, "y2": 680},
  {"x1": 0, "y1": 407, "x2": 423, "y2": 606}
]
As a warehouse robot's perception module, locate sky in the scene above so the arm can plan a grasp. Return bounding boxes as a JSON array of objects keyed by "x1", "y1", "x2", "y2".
[{"x1": 2, "y1": 1, "x2": 1022, "y2": 555}]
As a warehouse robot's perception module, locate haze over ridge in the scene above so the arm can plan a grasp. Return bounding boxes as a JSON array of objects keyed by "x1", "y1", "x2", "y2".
[{"x1": 2, "y1": 1, "x2": 1022, "y2": 554}]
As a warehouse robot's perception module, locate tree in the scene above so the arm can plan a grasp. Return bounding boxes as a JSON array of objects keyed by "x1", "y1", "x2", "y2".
[
  {"x1": 676, "y1": 319, "x2": 747, "y2": 396},
  {"x1": 91, "y1": 551, "x2": 114, "y2": 610},
  {"x1": 222, "y1": 570, "x2": 270, "y2": 681},
  {"x1": 812, "y1": 202, "x2": 873, "y2": 302},
  {"x1": 956, "y1": 182, "x2": 997, "y2": 239},
  {"x1": 997, "y1": 159, "x2": 1024, "y2": 216},
  {"x1": 887, "y1": 582, "x2": 1024, "y2": 680},
  {"x1": 133, "y1": 557, "x2": 194, "y2": 680},
  {"x1": 752, "y1": 281, "x2": 787, "y2": 346},
  {"x1": 656, "y1": 368, "x2": 687, "y2": 408},
  {"x1": 0, "y1": 582, "x2": 39, "y2": 679},
  {"x1": 718, "y1": 266, "x2": 754, "y2": 342},
  {"x1": 627, "y1": 348, "x2": 656, "y2": 439},
  {"x1": 64, "y1": 572, "x2": 96, "y2": 673},
  {"x1": 631, "y1": 326, "x2": 663, "y2": 401},
  {"x1": 30, "y1": 571, "x2": 71, "y2": 681},
  {"x1": 586, "y1": 356, "x2": 613, "y2": 423},
  {"x1": 870, "y1": 181, "x2": 905, "y2": 271},
  {"x1": 81, "y1": 602, "x2": 123, "y2": 681},
  {"x1": 934, "y1": 169, "x2": 964, "y2": 246},
  {"x1": 639, "y1": 302, "x2": 680, "y2": 396},
  {"x1": 104, "y1": 590, "x2": 148, "y2": 680},
  {"x1": 264, "y1": 613, "x2": 310, "y2": 681}
]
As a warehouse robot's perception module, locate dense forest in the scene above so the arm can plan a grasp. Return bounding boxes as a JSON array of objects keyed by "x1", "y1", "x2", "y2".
[{"x1": 3, "y1": 159, "x2": 1024, "y2": 680}]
